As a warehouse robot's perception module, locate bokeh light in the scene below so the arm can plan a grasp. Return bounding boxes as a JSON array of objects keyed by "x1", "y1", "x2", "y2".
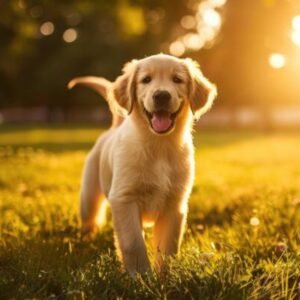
[
  {"x1": 63, "y1": 28, "x2": 78, "y2": 43},
  {"x1": 291, "y1": 31, "x2": 300, "y2": 46},
  {"x1": 183, "y1": 33, "x2": 204, "y2": 50},
  {"x1": 250, "y1": 217, "x2": 260, "y2": 226},
  {"x1": 291, "y1": 15, "x2": 300, "y2": 46},
  {"x1": 202, "y1": 8, "x2": 221, "y2": 28},
  {"x1": 208, "y1": 0, "x2": 227, "y2": 7},
  {"x1": 40, "y1": 22, "x2": 54, "y2": 36},
  {"x1": 169, "y1": 0, "x2": 226, "y2": 56},
  {"x1": 169, "y1": 40, "x2": 185, "y2": 56},
  {"x1": 181, "y1": 15, "x2": 196, "y2": 30},
  {"x1": 292, "y1": 15, "x2": 300, "y2": 31},
  {"x1": 268, "y1": 53, "x2": 286, "y2": 69}
]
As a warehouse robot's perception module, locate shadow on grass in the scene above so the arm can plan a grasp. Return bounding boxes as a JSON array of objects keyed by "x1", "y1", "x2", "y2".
[{"x1": 0, "y1": 225, "x2": 115, "y2": 299}]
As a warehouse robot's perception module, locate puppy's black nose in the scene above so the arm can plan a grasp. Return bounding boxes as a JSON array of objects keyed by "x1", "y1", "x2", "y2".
[{"x1": 153, "y1": 90, "x2": 171, "y2": 108}]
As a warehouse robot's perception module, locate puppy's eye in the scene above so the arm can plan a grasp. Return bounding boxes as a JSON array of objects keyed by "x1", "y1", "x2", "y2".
[
  {"x1": 141, "y1": 76, "x2": 152, "y2": 84},
  {"x1": 173, "y1": 75, "x2": 183, "y2": 84}
]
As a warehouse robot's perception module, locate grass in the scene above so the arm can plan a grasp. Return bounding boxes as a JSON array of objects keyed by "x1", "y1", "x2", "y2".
[{"x1": 0, "y1": 124, "x2": 299, "y2": 299}]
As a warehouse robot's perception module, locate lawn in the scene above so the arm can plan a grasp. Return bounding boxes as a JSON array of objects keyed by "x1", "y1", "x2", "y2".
[{"x1": 0, "y1": 125, "x2": 299, "y2": 299}]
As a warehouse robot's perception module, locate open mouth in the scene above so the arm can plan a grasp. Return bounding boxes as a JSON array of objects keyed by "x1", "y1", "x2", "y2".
[{"x1": 143, "y1": 103, "x2": 184, "y2": 134}]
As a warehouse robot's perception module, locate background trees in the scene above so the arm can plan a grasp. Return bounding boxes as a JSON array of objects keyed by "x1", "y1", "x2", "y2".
[{"x1": 0, "y1": 0, "x2": 299, "y2": 110}]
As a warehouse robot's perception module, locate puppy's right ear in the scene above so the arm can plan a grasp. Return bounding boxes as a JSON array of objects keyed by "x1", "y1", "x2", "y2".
[
  {"x1": 111, "y1": 60, "x2": 138, "y2": 115},
  {"x1": 68, "y1": 76, "x2": 112, "y2": 99}
]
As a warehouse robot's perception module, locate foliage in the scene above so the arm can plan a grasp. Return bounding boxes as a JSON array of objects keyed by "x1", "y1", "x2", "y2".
[
  {"x1": 0, "y1": 0, "x2": 188, "y2": 108},
  {"x1": 1, "y1": 0, "x2": 300, "y2": 109},
  {"x1": 0, "y1": 126, "x2": 299, "y2": 299}
]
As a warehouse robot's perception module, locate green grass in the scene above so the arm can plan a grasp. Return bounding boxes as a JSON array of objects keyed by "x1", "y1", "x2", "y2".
[{"x1": 0, "y1": 125, "x2": 299, "y2": 299}]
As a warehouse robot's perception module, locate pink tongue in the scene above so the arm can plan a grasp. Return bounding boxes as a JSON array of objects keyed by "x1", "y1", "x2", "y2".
[{"x1": 151, "y1": 113, "x2": 172, "y2": 133}]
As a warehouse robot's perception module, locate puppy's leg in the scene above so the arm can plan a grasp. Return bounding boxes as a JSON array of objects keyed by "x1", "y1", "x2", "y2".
[
  {"x1": 111, "y1": 201, "x2": 150, "y2": 273},
  {"x1": 80, "y1": 149, "x2": 105, "y2": 234},
  {"x1": 153, "y1": 208, "x2": 187, "y2": 270}
]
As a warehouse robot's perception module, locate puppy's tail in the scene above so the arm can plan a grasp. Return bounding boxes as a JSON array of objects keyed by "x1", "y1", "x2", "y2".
[{"x1": 68, "y1": 76, "x2": 124, "y2": 128}]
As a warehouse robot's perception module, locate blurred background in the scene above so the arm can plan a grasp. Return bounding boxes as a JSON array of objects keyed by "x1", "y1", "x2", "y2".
[{"x1": 0, "y1": 0, "x2": 300, "y2": 128}]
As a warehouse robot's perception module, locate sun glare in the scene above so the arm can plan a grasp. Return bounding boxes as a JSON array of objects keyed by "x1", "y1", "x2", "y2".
[{"x1": 268, "y1": 53, "x2": 286, "y2": 69}]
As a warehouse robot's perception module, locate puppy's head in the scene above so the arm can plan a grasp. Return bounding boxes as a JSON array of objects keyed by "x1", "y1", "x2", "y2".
[{"x1": 113, "y1": 54, "x2": 217, "y2": 135}]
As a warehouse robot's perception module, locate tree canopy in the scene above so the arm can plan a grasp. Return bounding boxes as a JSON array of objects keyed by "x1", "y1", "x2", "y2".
[{"x1": 0, "y1": 0, "x2": 299, "y2": 109}]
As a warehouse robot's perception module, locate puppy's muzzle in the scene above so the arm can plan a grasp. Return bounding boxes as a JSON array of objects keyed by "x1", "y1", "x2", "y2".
[{"x1": 153, "y1": 90, "x2": 171, "y2": 110}]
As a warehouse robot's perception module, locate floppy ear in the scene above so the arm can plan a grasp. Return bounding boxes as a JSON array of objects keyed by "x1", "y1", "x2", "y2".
[
  {"x1": 68, "y1": 76, "x2": 112, "y2": 99},
  {"x1": 111, "y1": 60, "x2": 138, "y2": 115},
  {"x1": 184, "y1": 58, "x2": 217, "y2": 119}
]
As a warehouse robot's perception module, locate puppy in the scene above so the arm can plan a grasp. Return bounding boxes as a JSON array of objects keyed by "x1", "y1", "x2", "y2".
[{"x1": 68, "y1": 54, "x2": 217, "y2": 273}]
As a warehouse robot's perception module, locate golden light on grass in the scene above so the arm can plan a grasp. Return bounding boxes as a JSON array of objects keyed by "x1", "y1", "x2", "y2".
[
  {"x1": 40, "y1": 21, "x2": 54, "y2": 36},
  {"x1": 250, "y1": 217, "x2": 260, "y2": 226},
  {"x1": 169, "y1": 40, "x2": 185, "y2": 56},
  {"x1": 63, "y1": 28, "x2": 77, "y2": 43},
  {"x1": 268, "y1": 53, "x2": 286, "y2": 69}
]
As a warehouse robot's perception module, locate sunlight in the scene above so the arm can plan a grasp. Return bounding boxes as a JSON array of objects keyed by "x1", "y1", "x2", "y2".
[
  {"x1": 208, "y1": 0, "x2": 227, "y2": 7},
  {"x1": 95, "y1": 201, "x2": 108, "y2": 227},
  {"x1": 202, "y1": 8, "x2": 222, "y2": 28},
  {"x1": 169, "y1": 0, "x2": 226, "y2": 56},
  {"x1": 268, "y1": 53, "x2": 286, "y2": 69},
  {"x1": 291, "y1": 31, "x2": 300, "y2": 46},
  {"x1": 292, "y1": 15, "x2": 300, "y2": 31}
]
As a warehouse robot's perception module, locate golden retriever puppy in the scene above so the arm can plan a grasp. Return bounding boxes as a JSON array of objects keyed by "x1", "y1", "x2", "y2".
[{"x1": 68, "y1": 54, "x2": 217, "y2": 274}]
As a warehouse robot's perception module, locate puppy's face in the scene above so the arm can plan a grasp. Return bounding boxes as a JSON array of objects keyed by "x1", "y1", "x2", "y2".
[
  {"x1": 136, "y1": 56, "x2": 189, "y2": 134},
  {"x1": 113, "y1": 54, "x2": 217, "y2": 135}
]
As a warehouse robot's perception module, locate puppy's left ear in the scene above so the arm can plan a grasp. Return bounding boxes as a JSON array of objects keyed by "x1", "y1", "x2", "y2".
[
  {"x1": 184, "y1": 58, "x2": 217, "y2": 119},
  {"x1": 111, "y1": 59, "x2": 138, "y2": 115}
]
